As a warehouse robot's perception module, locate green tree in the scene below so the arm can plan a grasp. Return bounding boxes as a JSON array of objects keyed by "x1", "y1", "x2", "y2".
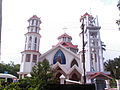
[
  {"x1": 104, "y1": 57, "x2": 120, "y2": 79},
  {"x1": 0, "y1": 61, "x2": 20, "y2": 77},
  {"x1": 30, "y1": 59, "x2": 55, "y2": 90}
]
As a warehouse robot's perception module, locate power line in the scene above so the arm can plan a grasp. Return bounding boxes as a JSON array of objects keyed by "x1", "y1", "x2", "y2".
[{"x1": 106, "y1": 49, "x2": 120, "y2": 52}]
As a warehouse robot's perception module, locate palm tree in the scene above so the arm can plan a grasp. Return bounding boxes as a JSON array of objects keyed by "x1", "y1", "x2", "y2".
[{"x1": 104, "y1": 57, "x2": 120, "y2": 79}]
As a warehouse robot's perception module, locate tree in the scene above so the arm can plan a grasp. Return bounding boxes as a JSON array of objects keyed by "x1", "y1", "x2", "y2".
[
  {"x1": 104, "y1": 57, "x2": 120, "y2": 79},
  {"x1": 0, "y1": 61, "x2": 20, "y2": 77},
  {"x1": 30, "y1": 59, "x2": 55, "y2": 90}
]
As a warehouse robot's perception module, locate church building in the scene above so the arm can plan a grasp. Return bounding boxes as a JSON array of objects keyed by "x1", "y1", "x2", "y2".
[{"x1": 18, "y1": 13, "x2": 111, "y2": 84}]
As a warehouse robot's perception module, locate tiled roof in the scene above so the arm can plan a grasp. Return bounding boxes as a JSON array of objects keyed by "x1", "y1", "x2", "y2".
[
  {"x1": 28, "y1": 15, "x2": 40, "y2": 21},
  {"x1": 89, "y1": 72, "x2": 112, "y2": 79},
  {"x1": 58, "y1": 33, "x2": 72, "y2": 39},
  {"x1": 60, "y1": 42, "x2": 78, "y2": 49}
]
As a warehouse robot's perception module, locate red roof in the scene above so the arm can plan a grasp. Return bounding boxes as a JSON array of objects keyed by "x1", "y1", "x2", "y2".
[
  {"x1": 83, "y1": 12, "x2": 91, "y2": 17},
  {"x1": 58, "y1": 33, "x2": 72, "y2": 39},
  {"x1": 31, "y1": 15, "x2": 40, "y2": 19},
  {"x1": 28, "y1": 15, "x2": 40, "y2": 21},
  {"x1": 80, "y1": 12, "x2": 91, "y2": 22},
  {"x1": 59, "y1": 42, "x2": 78, "y2": 49},
  {"x1": 89, "y1": 72, "x2": 112, "y2": 79}
]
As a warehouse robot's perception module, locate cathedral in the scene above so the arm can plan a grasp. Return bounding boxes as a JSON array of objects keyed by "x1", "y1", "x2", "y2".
[{"x1": 18, "y1": 13, "x2": 112, "y2": 84}]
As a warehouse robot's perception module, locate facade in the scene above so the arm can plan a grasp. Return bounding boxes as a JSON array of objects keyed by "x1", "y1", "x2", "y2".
[
  {"x1": 18, "y1": 14, "x2": 111, "y2": 84},
  {"x1": 39, "y1": 33, "x2": 83, "y2": 82}
]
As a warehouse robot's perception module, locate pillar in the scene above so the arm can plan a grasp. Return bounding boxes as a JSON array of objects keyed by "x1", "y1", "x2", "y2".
[
  {"x1": 60, "y1": 74, "x2": 65, "y2": 84},
  {"x1": 105, "y1": 80, "x2": 110, "y2": 89},
  {"x1": 116, "y1": 80, "x2": 120, "y2": 90}
]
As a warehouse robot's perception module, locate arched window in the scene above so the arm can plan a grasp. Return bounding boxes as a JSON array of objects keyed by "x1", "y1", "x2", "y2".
[
  {"x1": 29, "y1": 36, "x2": 32, "y2": 42},
  {"x1": 70, "y1": 73, "x2": 79, "y2": 81},
  {"x1": 35, "y1": 37, "x2": 37, "y2": 43},
  {"x1": 53, "y1": 49, "x2": 66, "y2": 64},
  {"x1": 36, "y1": 20, "x2": 38, "y2": 25},
  {"x1": 32, "y1": 20, "x2": 34, "y2": 25},
  {"x1": 71, "y1": 59, "x2": 78, "y2": 67}
]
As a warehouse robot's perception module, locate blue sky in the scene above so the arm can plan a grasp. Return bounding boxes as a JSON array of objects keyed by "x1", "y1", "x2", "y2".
[{"x1": 1, "y1": 0, "x2": 120, "y2": 64}]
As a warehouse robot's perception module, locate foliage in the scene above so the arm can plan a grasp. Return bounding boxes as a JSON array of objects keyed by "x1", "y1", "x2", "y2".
[
  {"x1": 30, "y1": 60, "x2": 56, "y2": 90},
  {"x1": 104, "y1": 57, "x2": 120, "y2": 79},
  {"x1": 0, "y1": 60, "x2": 56, "y2": 89},
  {"x1": 0, "y1": 61, "x2": 20, "y2": 77}
]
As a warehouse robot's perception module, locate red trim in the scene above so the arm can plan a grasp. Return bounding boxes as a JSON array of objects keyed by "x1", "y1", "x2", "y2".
[
  {"x1": 83, "y1": 12, "x2": 91, "y2": 17},
  {"x1": 28, "y1": 15, "x2": 42, "y2": 24},
  {"x1": 58, "y1": 33, "x2": 72, "y2": 39},
  {"x1": 58, "y1": 42, "x2": 78, "y2": 49},
  {"x1": 89, "y1": 72, "x2": 112, "y2": 79},
  {"x1": 28, "y1": 15, "x2": 40, "y2": 20},
  {"x1": 80, "y1": 12, "x2": 91, "y2": 21}
]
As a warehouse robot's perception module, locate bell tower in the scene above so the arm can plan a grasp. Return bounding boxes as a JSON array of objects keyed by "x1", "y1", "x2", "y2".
[
  {"x1": 80, "y1": 13, "x2": 104, "y2": 73},
  {"x1": 18, "y1": 15, "x2": 41, "y2": 79}
]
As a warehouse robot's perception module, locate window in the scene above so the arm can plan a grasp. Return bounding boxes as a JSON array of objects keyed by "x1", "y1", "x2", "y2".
[
  {"x1": 25, "y1": 54, "x2": 31, "y2": 62},
  {"x1": 36, "y1": 20, "x2": 38, "y2": 25},
  {"x1": 35, "y1": 37, "x2": 37, "y2": 43},
  {"x1": 90, "y1": 32, "x2": 97, "y2": 38},
  {"x1": 32, "y1": 55, "x2": 37, "y2": 63},
  {"x1": 35, "y1": 27, "x2": 37, "y2": 32},
  {"x1": 29, "y1": 36, "x2": 32, "y2": 42},
  {"x1": 53, "y1": 49, "x2": 66, "y2": 64},
  {"x1": 71, "y1": 59, "x2": 78, "y2": 67},
  {"x1": 32, "y1": 20, "x2": 34, "y2": 25}
]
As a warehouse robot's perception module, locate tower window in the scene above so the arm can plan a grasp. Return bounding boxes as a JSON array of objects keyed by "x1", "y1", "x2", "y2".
[
  {"x1": 32, "y1": 20, "x2": 34, "y2": 25},
  {"x1": 53, "y1": 49, "x2": 66, "y2": 64},
  {"x1": 29, "y1": 36, "x2": 32, "y2": 42},
  {"x1": 32, "y1": 55, "x2": 37, "y2": 63},
  {"x1": 35, "y1": 27, "x2": 37, "y2": 32},
  {"x1": 36, "y1": 20, "x2": 38, "y2": 25},
  {"x1": 35, "y1": 37, "x2": 37, "y2": 43},
  {"x1": 25, "y1": 54, "x2": 31, "y2": 62}
]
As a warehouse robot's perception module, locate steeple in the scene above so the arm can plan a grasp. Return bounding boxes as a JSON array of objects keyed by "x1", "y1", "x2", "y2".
[
  {"x1": 18, "y1": 15, "x2": 41, "y2": 79},
  {"x1": 80, "y1": 12, "x2": 104, "y2": 72}
]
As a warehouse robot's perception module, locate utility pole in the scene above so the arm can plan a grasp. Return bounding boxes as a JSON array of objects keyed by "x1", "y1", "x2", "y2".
[{"x1": 80, "y1": 17, "x2": 86, "y2": 84}]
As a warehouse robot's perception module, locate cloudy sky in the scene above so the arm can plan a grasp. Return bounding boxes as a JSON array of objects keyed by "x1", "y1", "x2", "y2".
[{"x1": 1, "y1": 0, "x2": 120, "y2": 64}]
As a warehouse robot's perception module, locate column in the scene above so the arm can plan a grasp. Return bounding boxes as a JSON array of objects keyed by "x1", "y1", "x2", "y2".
[
  {"x1": 105, "y1": 80, "x2": 110, "y2": 89},
  {"x1": 116, "y1": 80, "x2": 120, "y2": 90}
]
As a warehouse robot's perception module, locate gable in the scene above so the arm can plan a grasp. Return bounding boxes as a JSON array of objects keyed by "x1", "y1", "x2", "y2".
[{"x1": 38, "y1": 45, "x2": 82, "y2": 70}]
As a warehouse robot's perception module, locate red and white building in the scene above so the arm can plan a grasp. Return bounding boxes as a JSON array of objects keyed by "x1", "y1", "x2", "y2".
[{"x1": 18, "y1": 14, "x2": 111, "y2": 84}]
